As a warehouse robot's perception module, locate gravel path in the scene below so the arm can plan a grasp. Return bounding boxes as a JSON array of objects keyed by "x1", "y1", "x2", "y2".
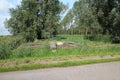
[{"x1": 0, "y1": 62, "x2": 120, "y2": 80}]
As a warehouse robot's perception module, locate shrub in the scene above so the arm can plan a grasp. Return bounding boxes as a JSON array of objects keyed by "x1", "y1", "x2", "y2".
[
  {"x1": 0, "y1": 41, "x2": 11, "y2": 59},
  {"x1": 111, "y1": 36, "x2": 120, "y2": 44},
  {"x1": 9, "y1": 36, "x2": 25, "y2": 50},
  {"x1": 12, "y1": 48, "x2": 33, "y2": 58},
  {"x1": 0, "y1": 36, "x2": 25, "y2": 60},
  {"x1": 84, "y1": 34, "x2": 110, "y2": 43}
]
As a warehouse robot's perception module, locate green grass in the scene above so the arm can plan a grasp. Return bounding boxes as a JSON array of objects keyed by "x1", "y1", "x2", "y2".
[
  {"x1": 50, "y1": 35, "x2": 84, "y2": 43},
  {"x1": 10, "y1": 43, "x2": 120, "y2": 59},
  {"x1": 0, "y1": 35, "x2": 119, "y2": 59},
  {"x1": 2, "y1": 35, "x2": 118, "y2": 59},
  {"x1": 0, "y1": 58, "x2": 120, "y2": 72},
  {"x1": 0, "y1": 35, "x2": 120, "y2": 72},
  {"x1": 1, "y1": 35, "x2": 120, "y2": 60}
]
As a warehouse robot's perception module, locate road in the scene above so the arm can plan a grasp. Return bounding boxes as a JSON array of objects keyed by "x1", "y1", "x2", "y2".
[{"x1": 0, "y1": 62, "x2": 120, "y2": 80}]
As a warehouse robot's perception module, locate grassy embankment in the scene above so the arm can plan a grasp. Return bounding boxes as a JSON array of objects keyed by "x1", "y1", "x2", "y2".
[
  {"x1": 0, "y1": 58, "x2": 120, "y2": 72},
  {"x1": 9, "y1": 35, "x2": 120, "y2": 58},
  {"x1": 0, "y1": 35, "x2": 120, "y2": 72}
]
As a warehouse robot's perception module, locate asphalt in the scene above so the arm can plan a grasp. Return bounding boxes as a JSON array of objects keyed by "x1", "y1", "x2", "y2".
[{"x1": 0, "y1": 62, "x2": 120, "y2": 80}]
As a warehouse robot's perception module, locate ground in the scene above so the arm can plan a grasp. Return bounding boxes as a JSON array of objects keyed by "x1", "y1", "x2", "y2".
[{"x1": 0, "y1": 35, "x2": 120, "y2": 72}]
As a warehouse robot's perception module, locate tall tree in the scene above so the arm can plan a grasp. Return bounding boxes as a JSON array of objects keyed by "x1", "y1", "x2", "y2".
[
  {"x1": 60, "y1": 0, "x2": 101, "y2": 35},
  {"x1": 60, "y1": 9, "x2": 74, "y2": 34},
  {"x1": 91, "y1": 0, "x2": 120, "y2": 43},
  {"x1": 5, "y1": 0, "x2": 66, "y2": 41}
]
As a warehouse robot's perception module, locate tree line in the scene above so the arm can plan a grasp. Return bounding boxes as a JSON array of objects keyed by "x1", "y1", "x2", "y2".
[
  {"x1": 60, "y1": 0, "x2": 120, "y2": 43},
  {"x1": 5, "y1": 0, "x2": 120, "y2": 43}
]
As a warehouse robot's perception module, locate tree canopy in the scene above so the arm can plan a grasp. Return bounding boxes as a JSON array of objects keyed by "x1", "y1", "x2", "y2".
[
  {"x1": 91, "y1": 0, "x2": 120, "y2": 43},
  {"x1": 5, "y1": 0, "x2": 67, "y2": 41},
  {"x1": 5, "y1": 0, "x2": 120, "y2": 43},
  {"x1": 60, "y1": 0, "x2": 120, "y2": 43}
]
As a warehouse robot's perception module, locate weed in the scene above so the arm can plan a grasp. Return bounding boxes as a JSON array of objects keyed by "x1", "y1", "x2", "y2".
[{"x1": 0, "y1": 58, "x2": 120, "y2": 72}]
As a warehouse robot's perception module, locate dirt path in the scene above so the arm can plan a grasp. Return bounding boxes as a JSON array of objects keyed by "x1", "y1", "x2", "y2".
[{"x1": 0, "y1": 61, "x2": 120, "y2": 80}]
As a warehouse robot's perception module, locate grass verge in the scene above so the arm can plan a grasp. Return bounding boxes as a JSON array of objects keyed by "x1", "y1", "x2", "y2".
[{"x1": 0, "y1": 57, "x2": 120, "y2": 72}]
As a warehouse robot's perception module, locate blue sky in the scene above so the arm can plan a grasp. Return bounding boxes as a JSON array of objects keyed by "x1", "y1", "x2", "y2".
[{"x1": 0, "y1": 0, "x2": 78, "y2": 35}]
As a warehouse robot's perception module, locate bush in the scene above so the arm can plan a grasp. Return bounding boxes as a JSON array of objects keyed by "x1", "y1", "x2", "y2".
[
  {"x1": 12, "y1": 48, "x2": 33, "y2": 58},
  {"x1": 0, "y1": 36, "x2": 25, "y2": 60},
  {"x1": 9, "y1": 36, "x2": 25, "y2": 50},
  {"x1": 101, "y1": 35, "x2": 111, "y2": 43},
  {"x1": 41, "y1": 30, "x2": 51, "y2": 39},
  {"x1": 111, "y1": 36, "x2": 120, "y2": 44},
  {"x1": 23, "y1": 28, "x2": 37, "y2": 42},
  {"x1": 0, "y1": 41, "x2": 11, "y2": 59},
  {"x1": 84, "y1": 34, "x2": 110, "y2": 43}
]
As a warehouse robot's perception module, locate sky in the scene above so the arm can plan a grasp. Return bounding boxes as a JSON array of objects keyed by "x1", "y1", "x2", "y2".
[{"x1": 0, "y1": 0, "x2": 78, "y2": 35}]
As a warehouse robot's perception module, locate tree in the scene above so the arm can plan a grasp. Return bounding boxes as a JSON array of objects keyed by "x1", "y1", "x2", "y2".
[
  {"x1": 73, "y1": 0, "x2": 101, "y2": 35},
  {"x1": 91, "y1": 0, "x2": 120, "y2": 43},
  {"x1": 60, "y1": 9, "x2": 74, "y2": 34},
  {"x1": 60, "y1": 0, "x2": 101, "y2": 35},
  {"x1": 60, "y1": 0, "x2": 120, "y2": 43},
  {"x1": 5, "y1": 0, "x2": 66, "y2": 41}
]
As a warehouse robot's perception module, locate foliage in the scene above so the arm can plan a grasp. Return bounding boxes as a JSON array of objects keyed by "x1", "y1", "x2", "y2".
[
  {"x1": 84, "y1": 34, "x2": 110, "y2": 42},
  {"x1": 0, "y1": 41, "x2": 11, "y2": 59},
  {"x1": 60, "y1": 0, "x2": 102, "y2": 35},
  {"x1": 60, "y1": 0, "x2": 120, "y2": 43},
  {"x1": 6, "y1": 35, "x2": 120, "y2": 59},
  {"x1": 91, "y1": 0, "x2": 120, "y2": 43},
  {"x1": 11, "y1": 45, "x2": 51, "y2": 59},
  {"x1": 0, "y1": 36, "x2": 25, "y2": 60},
  {"x1": 0, "y1": 35, "x2": 120, "y2": 73},
  {"x1": 5, "y1": 0, "x2": 67, "y2": 41}
]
